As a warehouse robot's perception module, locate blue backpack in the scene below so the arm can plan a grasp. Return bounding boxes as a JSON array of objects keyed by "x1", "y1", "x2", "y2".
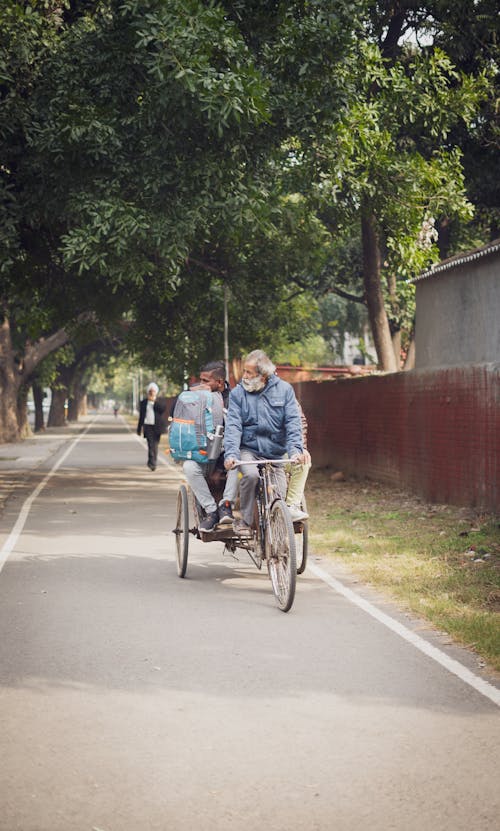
[{"x1": 168, "y1": 389, "x2": 224, "y2": 464}]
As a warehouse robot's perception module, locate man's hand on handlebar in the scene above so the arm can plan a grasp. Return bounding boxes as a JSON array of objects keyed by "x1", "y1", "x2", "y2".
[
  {"x1": 290, "y1": 450, "x2": 311, "y2": 465},
  {"x1": 225, "y1": 452, "x2": 311, "y2": 469}
]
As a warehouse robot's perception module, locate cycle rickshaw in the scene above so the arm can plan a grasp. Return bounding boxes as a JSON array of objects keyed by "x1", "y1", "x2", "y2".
[{"x1": 173, "y1": 459, "x2": 309, "y2": 612}]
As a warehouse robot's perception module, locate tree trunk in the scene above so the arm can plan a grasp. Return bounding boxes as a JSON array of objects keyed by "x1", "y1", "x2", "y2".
[
  {"x1": 0, "y1": 378, "x2": 20, "y2": 442},
  {"x1": 0, "y1": 317, "x2": 22, "y2": 442},
  {"x1": 391, "y1": 329, "x2": 401, "y2": 369},
  {"x1": 361, "y1": 209, "x2": 398, "y2": 372},
  {"x1": 47, "y1": 388, "x2": 67, "y2": 427},
  {"x1": 18, "y1": 326, "x2": 69, "y2": 434},
  {"x1": 17, "y1": 386, "x2": 31, "y2": 438},
  {"x1": 69, "y1": 365, "x2": 88, "y2": 420},
  {"x1": 386, "y1": 271, "x2": 402, "y2": 368},
  {"x1": 0, "y1": 312, "x2": 69, "y2": 442},
  {"x1": 437, "y1": 216, "x2": 452, "y2": 260},
  {"x1": 403, "y1": 336, "x2": 416, "y2": 370},
  {"x1": 79, "y1": 391, "x2": 88, "y2": 416},
  {"x1": 67, "y1": 367, "x2": 88, "y2": 421},
  {"x1": 33, "y1": 382, "x2": 46, "y2": 432},
  {"x1": 67, "y1": 394, "x2": 78, "y2": 422},
  {"x1": 47, "y1": 363, "x2": 74, "y2": 427},
  {"x1": 68, "y1": 384, "x2": 84, "y2": 421}
]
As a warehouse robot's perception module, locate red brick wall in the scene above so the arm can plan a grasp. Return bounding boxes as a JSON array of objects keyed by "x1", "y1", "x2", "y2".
[
  {"x1": 276, "y1": 365, "x2": 375, "y2": 383},
  {"x1": 293, "y1": 364, "x2": 500, "y2": 513}
]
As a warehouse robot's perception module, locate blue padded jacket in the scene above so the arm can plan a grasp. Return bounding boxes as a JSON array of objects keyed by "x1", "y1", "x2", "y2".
[{"x1": 224, "y1": 374, "x2": 303, "y2": 461}]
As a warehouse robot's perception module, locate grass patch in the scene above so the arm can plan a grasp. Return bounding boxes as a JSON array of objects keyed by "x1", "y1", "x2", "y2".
[{"x1": 307, "y1": 469, "x2": 500, "y2": 673}]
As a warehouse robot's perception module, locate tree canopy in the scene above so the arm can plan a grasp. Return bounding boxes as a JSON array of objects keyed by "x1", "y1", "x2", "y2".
[{"x1": 0, "y1": 0, "x2": 497, "y2": 438}]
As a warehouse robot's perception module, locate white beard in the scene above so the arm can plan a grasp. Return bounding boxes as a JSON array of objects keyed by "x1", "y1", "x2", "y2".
[{"x1": 242, "y1": 376, "x2": 266, "y2": 393}]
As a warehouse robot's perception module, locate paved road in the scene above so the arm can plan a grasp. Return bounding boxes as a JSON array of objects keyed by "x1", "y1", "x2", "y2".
[{"x1": 0, "y1": 415, "x2": 498, "y2": 831}]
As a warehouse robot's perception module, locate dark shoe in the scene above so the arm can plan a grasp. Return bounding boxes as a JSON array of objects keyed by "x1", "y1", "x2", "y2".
[
  {"x1": 199, "y1": 510, "x2": 219, "y2": 532},
  {"x1": 147, "y1": 461, "x2": 155, "y2": 470},
  {"x1": 233, "y1": 518, "x2": 252, "y2": 537},
  {"x1": 218, "y1": 501, "x2": 234, "y2": 525}
]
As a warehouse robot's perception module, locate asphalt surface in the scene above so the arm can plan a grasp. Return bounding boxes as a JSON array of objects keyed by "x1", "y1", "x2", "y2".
[{"x1": 0, "y1": 414, "x2": 499, "y2": 831}]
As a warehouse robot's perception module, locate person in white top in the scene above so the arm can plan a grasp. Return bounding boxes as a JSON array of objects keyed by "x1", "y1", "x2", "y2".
[{"x1": 136, "y1": 382, "x2": 166, "y2": 470}]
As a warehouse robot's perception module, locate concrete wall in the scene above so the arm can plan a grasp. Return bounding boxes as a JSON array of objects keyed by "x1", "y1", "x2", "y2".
[
  {"x1": 415, "y1": 253, "x2": 500, "y2": 368},
  {"x1": 294, "y1": 364, "x2": 500, "y2": 513}
]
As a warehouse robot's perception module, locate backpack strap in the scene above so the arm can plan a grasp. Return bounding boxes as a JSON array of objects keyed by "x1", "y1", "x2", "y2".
[{"x1": 194, "y1": 391, "x2": 209, "y2": 448}]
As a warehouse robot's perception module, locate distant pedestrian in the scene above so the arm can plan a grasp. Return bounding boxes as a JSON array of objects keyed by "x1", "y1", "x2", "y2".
[{"x1": 137, "y1": 382, "x2": 167, "y2": 470}]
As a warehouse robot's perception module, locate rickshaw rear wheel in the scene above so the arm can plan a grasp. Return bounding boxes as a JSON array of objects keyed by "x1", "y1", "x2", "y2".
[{"x1": 174, "y1": 485, "x2": 189, "y2": 578}]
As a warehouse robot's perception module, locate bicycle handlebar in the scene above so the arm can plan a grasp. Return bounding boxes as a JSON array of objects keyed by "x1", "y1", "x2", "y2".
[{"x1": 230, "y1": 458, "x2": 299, "y2": 468}]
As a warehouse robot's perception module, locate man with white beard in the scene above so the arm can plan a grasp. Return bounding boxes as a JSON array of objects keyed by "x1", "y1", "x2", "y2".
[{"x1": 222, "y1": 350, "x2": 306, "y2": 536}]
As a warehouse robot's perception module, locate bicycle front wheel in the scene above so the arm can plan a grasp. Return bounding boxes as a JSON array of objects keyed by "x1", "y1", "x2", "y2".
[
  {"x1": 174, "y1": 485, "x2": 189, "y2": 578},
  {"x1": 267, "y1": 500, "x2": 297, "y2": 612}
]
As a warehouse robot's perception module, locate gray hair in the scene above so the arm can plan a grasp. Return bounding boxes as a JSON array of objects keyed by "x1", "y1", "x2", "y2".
[{"x1": 244, "y1": 350, "x2": 276, "y2": 378}]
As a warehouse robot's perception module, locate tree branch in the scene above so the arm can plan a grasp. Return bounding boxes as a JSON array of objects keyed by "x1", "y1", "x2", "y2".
[
  {"x1": 22, "y1": 327, "x2": 70, "y2": 380},
  {"x1": 186, "y1": 256, "x2": 227, "y2": 277},
  {"x1": 381, "y1": 11, "x2": 407, "y2": 60},
  {"x1": 283, "y1": 288, "x2": 307, "y2": 302},
  {"x1": 326, "y1": 286, "x2": 366, "y2": 305}
]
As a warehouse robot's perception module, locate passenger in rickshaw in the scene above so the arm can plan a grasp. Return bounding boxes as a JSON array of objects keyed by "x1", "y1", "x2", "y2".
[
  {"x1": 223, "y1": 350, "x2": 307, "y2": 537},
  {"x1": 286, "y1": 400, "x2": 311, "y2": 522},
  {"x1": 180, "y1": 361, "x2": 239, "y2": 533}
]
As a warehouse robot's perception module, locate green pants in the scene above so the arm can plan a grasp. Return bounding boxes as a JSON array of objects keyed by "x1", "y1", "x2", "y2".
[{"x1": 286, "y1": 461, "x2": 311, "y2": 506}]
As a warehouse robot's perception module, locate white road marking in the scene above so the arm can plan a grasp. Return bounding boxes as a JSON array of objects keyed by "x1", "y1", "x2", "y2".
[
  {"x1": 308, "y1": 560, "x2": 500, "y2": 707},
  {"x1": 0, "y1": 420, "x2": 95, "y2": 574}
]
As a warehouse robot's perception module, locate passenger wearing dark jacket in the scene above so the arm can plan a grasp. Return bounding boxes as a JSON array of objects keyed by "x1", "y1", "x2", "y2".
[
  {"x1": 223, "y1": 350, "x2": 305, "y2": 536},
  {"x1": 137, "y1": 382, "x2": 166, "y2": 470}
]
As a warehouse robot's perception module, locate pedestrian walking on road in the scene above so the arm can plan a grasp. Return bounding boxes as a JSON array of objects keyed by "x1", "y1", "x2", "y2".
[{"x1": 137, "y1": 382, "x2": 167, "y2": 470}]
